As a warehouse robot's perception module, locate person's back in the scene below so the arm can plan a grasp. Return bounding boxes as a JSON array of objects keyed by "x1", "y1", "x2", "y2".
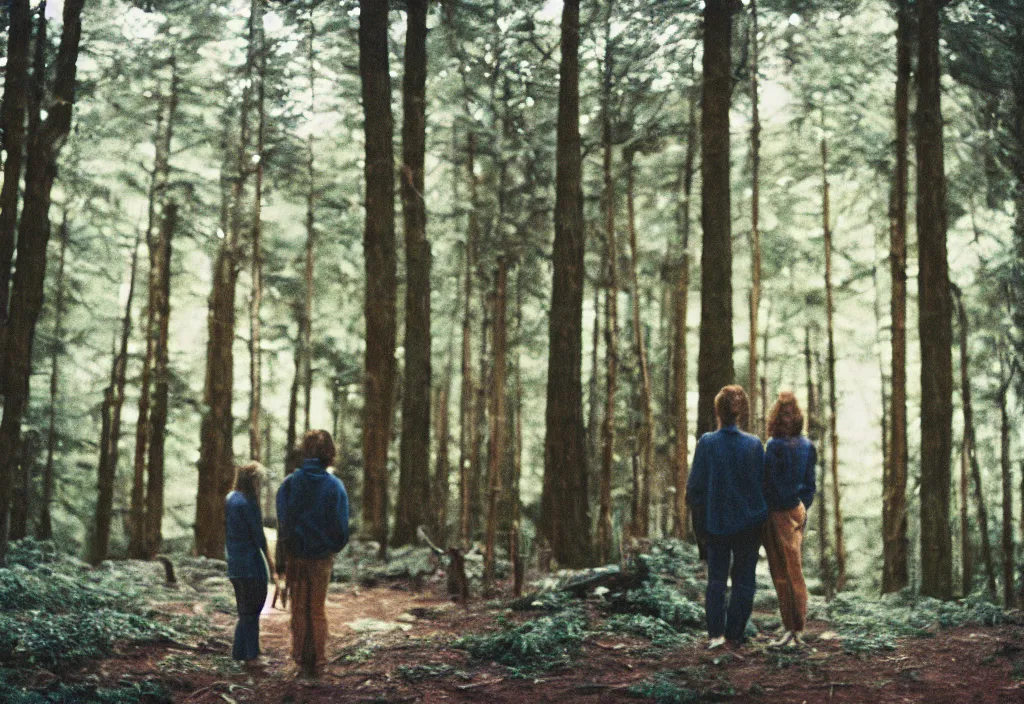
[
  {"x1": 276, "y1": 429, "x2": 349, "y2": 679},
  {"x1": 764, "y1": 434, "x2": 817, "y2": 512},
  {"x1": 691, "y1": 426, "x2": 768, "y2": 536}
]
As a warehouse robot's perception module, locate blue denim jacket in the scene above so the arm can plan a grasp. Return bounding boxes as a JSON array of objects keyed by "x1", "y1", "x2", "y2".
[
  {"x1": 686, "y1": 425, "x2": 768, "y2": 537},
  {"x1": 224, "y1": 491, "x2": 269, "y2": 580},
  {"x1": 764, "y1": 435, "x2": 817, "y2": 511}
]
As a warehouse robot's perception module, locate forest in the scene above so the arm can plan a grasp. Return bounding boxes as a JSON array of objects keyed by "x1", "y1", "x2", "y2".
[{"x1": 0, "y1": 0, "x2": 1023, "y2": 701}]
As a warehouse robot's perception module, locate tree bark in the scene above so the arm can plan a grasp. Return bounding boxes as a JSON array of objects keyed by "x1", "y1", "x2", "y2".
[
  {"x1": 459, "y1": 133, "x2": 478, "y2": 549},
  {"x1": 0, "y1": 0, "x2": 31, "y2": 332},
  {"x1": 395, "y1": 0, "x2": 432, "y2": 547},
  {"x1": 883, "y1": 0, "x2": 912, "y2": 595},
  {"x1": 807, "y1": 334, "x2": 833, "y2": 599},
  {"x1": 673, "y1": 84, "x2": 698, "y2": 540},
  {"x1": 39, "y1": 214, "x2": 68, "y2": 540},
  {"x1": 748, "y1": 0, "x2": 762, "y2": 437},
  {"x1": 92, "y1": 232, "x2": 142, "y2": 565},
  {"x1": 359, "y1": 0, "x2": 398, "y2": 558},
  {"x1": 248, "y1": 0, "x2": 267, "y2": 463},
  {"x1": 145, "y1": 202, "x2": 177, "y2": 558},
  {"x1": 433, "y1": 355, "x2": 452, "y2": 543},
  {"x1": 597, "y1": 5, "x2": 618, "y2": 563},
  {"x1": 540, "y1": 0, "x2": 591, "y2": 568},
  {"x1": 952, "y1": 285, "x2": 997, "y2": 596},
  {"x1": 511, "y1": 275, "x2": 524, "y2": 594},
  {"x1": 301, "y1": 10, "x2": 317, "y2": 432},
  {"x1": 916, "y1": 0, "x2": 954, "y2": 600},
  {"x1": 696, "y1": 0, "x2": 735, "y2": 437},
  {"x1": 960, "y1": 433, "x2": 973, "y2": 595},
  {"x1": 999, "y1": 360, "x2": 1016, "y2": 608},
  {"x1": 625, "y1": 151, "x2": 653, "y2": 538},
  {"x1": 0, "y1": 0, "x2": 85, "y2": 563},
  {"x1": 821, "y1": 135, "x2": 847, "y2": 592},
  {"x1": 130, "y1": 57, "x2": 179, "y2": 559},
  {"x1": 484, "y1": 259, "x2": 508, "y2": 590}
]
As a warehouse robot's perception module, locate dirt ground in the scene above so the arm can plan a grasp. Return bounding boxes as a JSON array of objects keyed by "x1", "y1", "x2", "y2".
[{"x1": 85, "y1": 579, "x2": 1024, "y2": 704}]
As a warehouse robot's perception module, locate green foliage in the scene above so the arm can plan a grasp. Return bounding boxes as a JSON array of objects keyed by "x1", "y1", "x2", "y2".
[
  {"x1": 609, "y1": 582, "x2": 705, "y2": 630},
  {"x1": 0, "y1": 670, "x2": 170, "y2": 704},
  {"x1": 510, "y1": 590, "x2": 575, "y2": 612},
  {"x1": 456, "y1": 607, "x2": 589, "y2": 676},
  {"x1": 395, "y1": 663, "x2": 469, "y2": 682},
  {"x1": 602, "y1": 614, "x2": 689, "y2": 649},
  {"x1": 0, "y1": 540, "x2": 183, "y2": 669},
  {"x1": 627, "y1": 668, "x2": 734, "y2": 703}
]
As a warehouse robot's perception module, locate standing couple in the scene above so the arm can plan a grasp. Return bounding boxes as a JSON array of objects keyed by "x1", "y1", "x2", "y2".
[
  {"x1": 224, "y1": 429, "x2": 350, "y2": 678},
  {"x1": 687, "y1": 385, "x2": 817, "y2": 649}
]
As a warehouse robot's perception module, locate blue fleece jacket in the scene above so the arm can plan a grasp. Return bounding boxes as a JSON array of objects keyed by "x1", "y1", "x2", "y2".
[
  {"x1": 763, "y1": 435, "x2": 817, "y2": 512},
  {"x1": 686, "y1": 425, "x2": 768, "y2": 537},
  {"x1": 225, "y1": 491, "x2": 269, "y2": 580},
  {"x1": 276, "y1": 458, "x2": 350, "y2": 560}
]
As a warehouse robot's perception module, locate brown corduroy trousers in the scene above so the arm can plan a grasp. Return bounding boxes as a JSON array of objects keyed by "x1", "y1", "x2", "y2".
[
  {"x1": 287, "y1": 555, "x2": 334, "y2": 673},
  {"x1": 763, "y1": 503, "x2": 808, "y2": 633}
]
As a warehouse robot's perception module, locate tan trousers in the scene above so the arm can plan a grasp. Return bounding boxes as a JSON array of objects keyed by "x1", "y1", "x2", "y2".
[
  {"x1": 286, "y1": 556, "x2": 333, "y2": 673},
  {"x1": 763, "y1": 503, "x2": 808, "y2": 633}
]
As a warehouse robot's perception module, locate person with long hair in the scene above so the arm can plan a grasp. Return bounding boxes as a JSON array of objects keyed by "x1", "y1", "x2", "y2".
[
  {"x1": 762, "y1": 391, "x2": 817, "y2": 647},
  {"x1": 225, "y1": 462, "x2": 275, "y2": 666},
  {"x1": 686, "y1": 385, "x2": 767, "y2": 649},
  {"x1": 276, "y1": 429, "x2": 350, "y2": 679}
]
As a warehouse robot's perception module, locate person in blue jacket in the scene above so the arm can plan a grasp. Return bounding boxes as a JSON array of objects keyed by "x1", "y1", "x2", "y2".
[
  {"x1": 276, "y1": 429, "x2": 349, "y2": 678},
  {"x1": 762, "y1": 391, "x2": 817, "y2": 647},
  {"x1": 687, "y1": 385, "x2": 767, "y2": 649},
  {"x1": 224, "y1": 462, "x2": 275, "y2": 666}
]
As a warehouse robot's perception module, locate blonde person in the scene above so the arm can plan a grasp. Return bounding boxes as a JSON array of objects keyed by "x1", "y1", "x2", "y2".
[
  {"x1": 276, "y1": 430, "x2": 350, "y2": 679},
  {"x1": 224, "y1": 462, "x2": 275, "y2": 667},
  {"x1": 762, "y1": 392, "x2": 817, "y2": 647}
]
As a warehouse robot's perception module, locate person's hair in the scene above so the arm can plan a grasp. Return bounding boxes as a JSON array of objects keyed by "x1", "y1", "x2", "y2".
[
  {"x1": 233, "y1": 462, "x2": 265, "y2": 502},
  {"x1": 301, "y1": 429, "x2": 337, "y2": 467},
  {"x1": 714, "y1": 385, "x2": 749, "y2": 429},
  {"x1": 767, "y1": 391, "x2": 805, "y2": 438}
]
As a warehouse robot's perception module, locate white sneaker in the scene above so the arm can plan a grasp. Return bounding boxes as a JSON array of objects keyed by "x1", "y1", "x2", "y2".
[
  {"x1": 791, "y1": 631, "x2": 805, "y2": 646},
  {"x1": 770, "y1": 631, "x2": 793, "y2": 647},
  {"x1": 708, "y1": 636, "x2": 727, "y2": 650}
]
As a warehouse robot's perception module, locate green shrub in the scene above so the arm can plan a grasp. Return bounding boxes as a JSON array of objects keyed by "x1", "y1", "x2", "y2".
[
  {"x1": 610, "y1": 582, "x2": 705, "y2": 630},
  {"x1": 0, "y1": 669, "x2": 170, "y2": 704},
  {"x1": 603, "y1": 614, "x2": 689, "y2": 648},
  {"x1": 628, "y1": 668, "x2": 734, "y2": 703},
  {"x1": 456, "y1": 607, "x2": 588, "y2": 676}
]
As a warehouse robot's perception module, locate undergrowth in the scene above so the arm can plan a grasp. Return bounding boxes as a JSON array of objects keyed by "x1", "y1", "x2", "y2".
[
  {"x1": 456, "y1": 606, "x2": 589, "y2": 676},
  {"x1": 0, "y1": 539, "x2": 183, "y2": 670},
  {"x1": 628, "y1": 667, "x2": 734, "y2": 703},
  {"x1": 0, "y1": 669, "x2": 170, "y2": 704}
]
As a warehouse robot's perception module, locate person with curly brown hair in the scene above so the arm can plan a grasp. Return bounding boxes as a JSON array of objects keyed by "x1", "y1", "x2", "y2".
[
  {"x1": 762, "y1": 391, "x2": 817, "y2": 648},
  {"x1": 276, "y1": 429, "x2": 350, "y2": 679},
  {"x1": 686, "y1": 385, "x2": 767, "y2": 649}
]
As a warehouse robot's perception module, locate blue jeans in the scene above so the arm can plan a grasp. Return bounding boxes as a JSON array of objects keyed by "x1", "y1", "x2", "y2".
[
  {"x1": 705, "y1": 526, "x2": 761, "y2": 641},
  {"x1": 231, "y1": 577, "x2": 268, "y2": 661}
]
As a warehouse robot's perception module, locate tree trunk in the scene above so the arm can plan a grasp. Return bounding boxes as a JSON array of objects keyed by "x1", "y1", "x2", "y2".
[
  {"x1": 999, "y1": 361, "x2": 1016, "y2": 608},
  {"x1": 0, "y1": 0, "x2": 31, "y2": 332},
  {"x1": 625, "y1": 151, "x2": 653, "y2": 538},
  {"x1": 249, "y1": 0, "x2": 267, "y2": 463},
  {"x1": 0, "y1": 0, "x2": 85, "y2": 563},
  {"x1": 459, "y1": 133, "x2": 478, "y2": 549},
  {"x1": 301, "y1": 10, "x2": 318, "y2": 432},
  {"x1": 916, "y1": 0, "x2": 954, "y2": 600},
  {"x1": 821, "y1": 135, "x2": 847, "y2": 591},
  {"x1": 145, "y1": 202, "x2": 177, "y2": 558},
  {"x1": 952, "y1": 285, "x2": 997, "y2": 596},
  {"x1": 39, "y1": 214, "x2": 68, "y2": 540},
  {"x1": 540, "y1": 0, "x2": 591, "y2": 568},
  {"x1": 484, "y1": 259, "x2": 508, "y2": 590},
  {"x1": 696, "y1": 0, "x2": 735, "y2": 437},
  {"x1": 883, "y1": 0, "x2": 912, "y2": 595},
  {"x1": 597, "y1": 7, "x2": 618, "y2": 564},
  {"x1": 511, "y1": 275, "x2": 524, "y2": 594},
  {"x1": 92, "y1": 232, "x2": 142, "y2": 565},
  {"x1": 673, "y1": 84, "x2": 698, "y2": 540},
  {"x1": 359, "y1": 0, "x2": 398, "y2": 558},
  {"x1": 807, "y1": 334, "x2": 833, "y2": 599},
  {"x1": 960, "y1": 433, "x2": 973, "y2": 595},
  {"x1": 471, "y1": 287, "x2": 490, "y2": 541},
  {"x1": 748, "y1": 0, "x2": 762, "y2": 437},
  {"x1": 395, "y1": 0, "x2": 432, "y2": 547},
  {"x1": 433, "y1": 355, "x2": 452, "y2": 543},
  {"x1": 130, "y1": 58, "x2": 179, "y2": 559}
]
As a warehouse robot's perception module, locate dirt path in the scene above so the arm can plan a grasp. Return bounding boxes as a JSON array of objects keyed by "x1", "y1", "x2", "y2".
[{"x1": 121, "y1": 583, "x2": 1023, "y2": 704}]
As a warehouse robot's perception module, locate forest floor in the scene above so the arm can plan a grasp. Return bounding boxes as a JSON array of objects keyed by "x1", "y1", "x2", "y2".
[{"x1": 3, "y1": 539, "x2": 1024, "y2": 703}]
